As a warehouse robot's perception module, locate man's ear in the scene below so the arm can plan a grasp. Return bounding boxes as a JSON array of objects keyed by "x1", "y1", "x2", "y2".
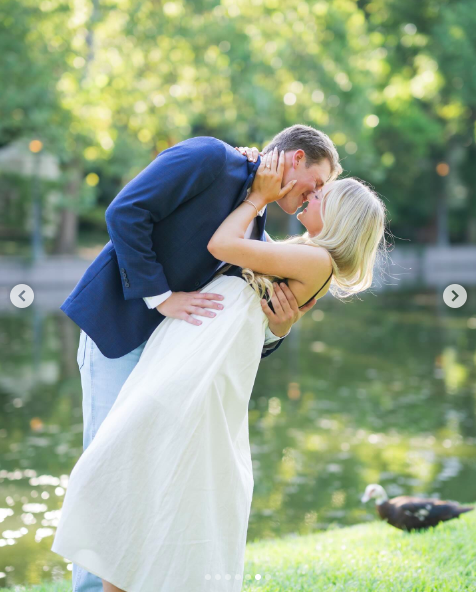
[{"x1": 292, "y1": 149, "x2": 305, "y2": 168}]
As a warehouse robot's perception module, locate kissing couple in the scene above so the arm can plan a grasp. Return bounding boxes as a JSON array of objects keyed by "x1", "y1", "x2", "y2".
[{"x1": 51, "y1": 124, "x2": 387, "y2": 592}]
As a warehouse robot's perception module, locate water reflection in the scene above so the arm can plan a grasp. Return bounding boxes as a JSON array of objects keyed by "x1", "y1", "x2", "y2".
[{"x1": 0, "y1": 288, "x2": 475, "y2": 586}]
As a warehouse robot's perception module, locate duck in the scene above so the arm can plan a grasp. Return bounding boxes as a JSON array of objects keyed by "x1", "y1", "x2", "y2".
[{"x1": 361, "y1": 483, "x2": 474, "y2": 531}]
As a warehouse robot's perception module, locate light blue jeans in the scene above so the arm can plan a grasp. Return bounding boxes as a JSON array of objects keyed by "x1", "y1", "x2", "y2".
[{"x1": 72, "y1": 330, "x2": 147, "y2": 592}]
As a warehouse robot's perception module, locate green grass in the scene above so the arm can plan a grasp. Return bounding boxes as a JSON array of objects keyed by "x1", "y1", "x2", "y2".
[
  {"x1": 0, "y1": 585, "x2": 70, "y2": 592},
  {"x1": 2, "y1": 509, "x2": 475, "y2": 592}
]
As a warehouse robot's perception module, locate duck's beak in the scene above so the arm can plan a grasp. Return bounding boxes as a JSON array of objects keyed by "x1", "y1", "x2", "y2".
[{"x1": 361, "y1": 493, "x2": 370, "y2": 503}]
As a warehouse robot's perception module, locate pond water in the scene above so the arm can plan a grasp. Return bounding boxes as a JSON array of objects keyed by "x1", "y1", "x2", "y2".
[{"x1": 0, "y1": 287, "x2": 475, "y2": 587}]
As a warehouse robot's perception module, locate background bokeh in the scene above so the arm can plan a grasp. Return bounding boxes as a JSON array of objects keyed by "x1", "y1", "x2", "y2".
[
  {"x1": 1, "y1": 0, "x2": 476, "y2": 588},
  {"x1": 1, "y1": 0, "x2": 476, "y2": 252}
]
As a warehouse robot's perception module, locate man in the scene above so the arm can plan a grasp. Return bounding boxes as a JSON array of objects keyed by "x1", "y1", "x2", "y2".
[{"x1": 62, "y1": 123, "x2": 341, "y2": 592}]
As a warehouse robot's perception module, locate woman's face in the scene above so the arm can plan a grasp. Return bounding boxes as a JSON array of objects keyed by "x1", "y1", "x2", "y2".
[{"x1": 297, "y1": 181, "x2": 334, "y2": 237}]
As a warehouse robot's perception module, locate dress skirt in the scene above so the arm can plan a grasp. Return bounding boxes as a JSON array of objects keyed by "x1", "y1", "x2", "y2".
[{"x1": 51, "y1": 275, "x2": 268, "y2": 591}]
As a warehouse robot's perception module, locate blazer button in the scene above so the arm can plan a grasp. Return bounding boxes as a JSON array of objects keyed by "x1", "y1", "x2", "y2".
[
  {"x1": 120, "y1": 268, "x2": 125, "y2": 273},
  {"x1": 194, "y1": 281, "x2": 200, "y2": 288},
  {"x1": 124, "y1": 281, "x2": 130, "y2": 288}
]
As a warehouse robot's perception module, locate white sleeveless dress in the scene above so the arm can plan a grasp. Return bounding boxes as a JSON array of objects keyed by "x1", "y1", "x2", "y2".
[{"x1": 51, "y1": 274, "x2": 268, "y2": 591}]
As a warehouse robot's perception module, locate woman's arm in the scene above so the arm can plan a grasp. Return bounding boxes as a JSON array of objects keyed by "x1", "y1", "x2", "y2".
[
  {"x1": 207, "y1": 149, "x2": 332, "y2": 306},
  {"x1": 208, "y1": 215, "x2": 330, "y2": 305}
]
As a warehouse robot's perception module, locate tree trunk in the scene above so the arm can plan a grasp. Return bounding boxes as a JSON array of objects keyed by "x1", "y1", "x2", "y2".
[
  {"x1": 465, "y1": 116, "x2": 476, "y2": 243},
  {"x1": 53, "y1": 166, "x2": 81, "y2": 254},
  {"x1": 467, "y1": 218, "x2": 476, "y2": 243},
  {"x1": 436, "y1": 183, "x2": 449, "y2": 246},
  {"x1": 54, "y1": 209, "x2": 78, "y2": 254}
]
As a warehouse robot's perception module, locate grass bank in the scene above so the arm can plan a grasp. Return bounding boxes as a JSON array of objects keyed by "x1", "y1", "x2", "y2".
[{"x1": 1, "y1": 509, "x2": 475, "y2": 592}]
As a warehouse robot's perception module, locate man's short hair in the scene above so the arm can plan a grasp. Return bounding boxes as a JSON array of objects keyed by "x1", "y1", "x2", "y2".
[{"x1": 263, "y1": 124, "x2": 342, "y2": 181}]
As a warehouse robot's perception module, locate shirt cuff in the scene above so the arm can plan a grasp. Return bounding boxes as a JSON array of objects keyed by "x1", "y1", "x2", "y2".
[
  {"x1": 143, "y1": 291, "x2": 173, "y2": 310},
  {"x1": 264, "y1": 325, "x2": 290, "y2": 345}
]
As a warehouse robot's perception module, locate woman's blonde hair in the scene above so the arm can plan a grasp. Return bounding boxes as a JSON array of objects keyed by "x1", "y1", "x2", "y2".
[{"x1": 241, "y1": 178, "x2": 389, "y2": 302}]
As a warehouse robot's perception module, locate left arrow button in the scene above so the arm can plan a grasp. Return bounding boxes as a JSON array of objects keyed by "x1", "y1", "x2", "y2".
[{"x1": 10, "y1": 284, "x2": 35, "y2": 309}]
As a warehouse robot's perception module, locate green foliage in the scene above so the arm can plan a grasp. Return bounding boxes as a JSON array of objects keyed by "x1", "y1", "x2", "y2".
[
  {"x1": 1, "y1": 0, "x2": 476, "y2": 251},
  {"x1": 0, "y1": 0, "x2": 71, "y2": 150}
]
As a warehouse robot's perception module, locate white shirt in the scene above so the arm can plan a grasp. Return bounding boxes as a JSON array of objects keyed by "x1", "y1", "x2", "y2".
[{"x1": 143, "y1": 200, "x2": 288, "y2": 346}]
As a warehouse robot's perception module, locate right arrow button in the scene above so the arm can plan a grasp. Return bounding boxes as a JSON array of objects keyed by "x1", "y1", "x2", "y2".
[{"x1": 443, "y1": 284, "x2": 467, "y2": 309}]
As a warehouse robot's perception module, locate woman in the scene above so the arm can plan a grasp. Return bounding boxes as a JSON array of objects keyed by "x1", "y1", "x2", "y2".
[{"x1": 51, "y1": 148, "x2": 387, "y2": 591}]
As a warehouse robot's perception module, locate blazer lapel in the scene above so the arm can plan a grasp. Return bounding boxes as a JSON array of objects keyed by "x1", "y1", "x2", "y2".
[
  {"x1": 209, "y1": 156, "x2": 265, "y2": 283},
  {"x1": 256, "y1": 206, "x2": 267, "y2": 241},
  {"x1": 235, "y1": 155, "x2": 267, "y2": 241},
  {"x1": 235, "y1": 156, "x2": 261, "y2": 209}
]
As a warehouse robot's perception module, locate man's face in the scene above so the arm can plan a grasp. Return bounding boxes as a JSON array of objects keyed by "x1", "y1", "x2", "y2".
[{"x1": 277, "y1": 151, "x2": 332, "y2": 215}]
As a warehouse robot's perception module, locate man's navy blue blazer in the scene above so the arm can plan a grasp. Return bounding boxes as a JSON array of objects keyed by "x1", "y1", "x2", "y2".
[{"x1": 60, "y1": 136, "x2": 287, "y2": 359}]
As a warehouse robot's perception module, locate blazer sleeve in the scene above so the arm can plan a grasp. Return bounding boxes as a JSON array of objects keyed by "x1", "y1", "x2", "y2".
[
  {"x1": 260, "y1": 333, "x2": 287, "y2": 359},
  {"x1": 105, "y1": 137, "x2": 227, "y2": 300}
]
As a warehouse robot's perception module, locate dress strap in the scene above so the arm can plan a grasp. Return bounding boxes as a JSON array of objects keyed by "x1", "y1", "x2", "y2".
[{"x1": 298, "y1": 269, "x2": 333, "y2": 308}]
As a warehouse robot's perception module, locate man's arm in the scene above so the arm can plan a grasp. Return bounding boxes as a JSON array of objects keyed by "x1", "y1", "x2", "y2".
[
  {"x1": 105, "y1": 137, "x2": 227, "y2": 300},
  {"x1": 144, "y1": 192, "x2": 271, "y2": 310},
  {"x1": 261, "y1": 336, "x2": 286, "y2": 359}
]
